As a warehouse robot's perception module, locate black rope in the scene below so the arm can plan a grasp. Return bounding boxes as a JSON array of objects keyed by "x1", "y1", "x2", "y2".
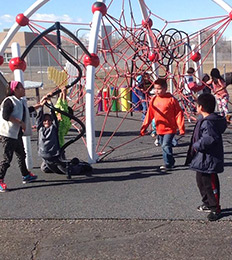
[
  {"x1": 44, "y1": 101, "x2": 85, "y2": 155},
  {"x1": 21, "y1": 21, "x2": 91, "y2": 97},
  {"x1": 21, "y1": 22, "x2": 88, "y2": 155}
]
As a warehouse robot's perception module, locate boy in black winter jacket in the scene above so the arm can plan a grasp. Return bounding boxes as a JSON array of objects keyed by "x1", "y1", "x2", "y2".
[{"x1": 185, "y1": 93, "x2": 227, "y2": 221}]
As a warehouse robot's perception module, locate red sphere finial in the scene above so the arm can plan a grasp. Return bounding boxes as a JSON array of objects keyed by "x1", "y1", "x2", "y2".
[
  {"x1": 142, "y1": 18, "x2": 153, "y2": 28},
  {"x1": 229, "y1": 11, "x2": 232, "y2": 20},
  {"x1": 148, "y1": 50, "x2": 159, "y2": 62},
  {"x1": 0, "y1": 56, "x2": 4, "y2": 66},
  {"x1": 9, "y1": 57, "x2": 27, "y2": 72},
  {"x1": 190, "y1": 51, "x2": 201, "y2": 62},
  {"x1": 92, "y1": 2, "x2": 107, "y2": 16},
  {"x1": 83, "y1": 53, "x2": 100, "y2": 68},
  {"x1": 16, "y1": 13, "x2": 29, "y2": 26}
]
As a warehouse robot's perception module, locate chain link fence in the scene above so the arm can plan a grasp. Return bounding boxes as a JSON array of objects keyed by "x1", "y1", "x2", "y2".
[{"x1": 1, "y1": 41, "x2": 232, "y2": 97}]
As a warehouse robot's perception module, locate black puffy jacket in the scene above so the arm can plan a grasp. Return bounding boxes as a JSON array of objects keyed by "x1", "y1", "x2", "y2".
[{"x1": 185, "y1": 113, "x2": 227, "y2": 174}]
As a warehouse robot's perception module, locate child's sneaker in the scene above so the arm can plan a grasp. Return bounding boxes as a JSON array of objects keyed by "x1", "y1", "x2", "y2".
[
  {"x1": 159, "y1": 165, "x2": 174, "y2": 172},
  {"x1": 22, "y1": 172, "x2": 37, "y2": 184},
  {"x1": 207, "y1": 211, "x2": 221, "y2": 221},
  {"x1": 197, "y1": 204, "x2": 211, "y2": 213},
  {"x1": 154, "y1": 138, "x2": 159, "y2": 146},
  {"x1": 0, "y1": 179, "x2": 7, "y2": 192}
]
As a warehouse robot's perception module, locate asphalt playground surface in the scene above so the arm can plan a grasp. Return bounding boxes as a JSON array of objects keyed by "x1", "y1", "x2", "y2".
[{"x1": 0, "y1": 113, "x2": 232, "y2": 259}]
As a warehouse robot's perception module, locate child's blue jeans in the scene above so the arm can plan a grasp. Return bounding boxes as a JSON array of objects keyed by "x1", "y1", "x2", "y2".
[{"x1": 159, "y1": 133, "x2": 175, "y2": 167}]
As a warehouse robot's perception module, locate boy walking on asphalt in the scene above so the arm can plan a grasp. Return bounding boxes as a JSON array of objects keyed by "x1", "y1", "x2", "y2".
[
  {"x1": 140, "y1": 77, "x2": 185, "y2": 171},
  {"x1": 185, "y1": 93, "x2": 227, "y2": 221}
]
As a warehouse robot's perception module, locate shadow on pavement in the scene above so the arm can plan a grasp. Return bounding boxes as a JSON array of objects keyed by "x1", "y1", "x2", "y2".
[
  {"x1": 221, "y1": 208, "x2": 232, "y2": 218},
  {"x1": 7, "y1": 168, "x2": 172, "y2": 192}
]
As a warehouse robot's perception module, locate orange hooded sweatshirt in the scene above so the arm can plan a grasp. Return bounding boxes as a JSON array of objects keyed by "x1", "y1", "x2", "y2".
[{"x1": 141, "y1": 93, "x2": 185, "y2": 135}]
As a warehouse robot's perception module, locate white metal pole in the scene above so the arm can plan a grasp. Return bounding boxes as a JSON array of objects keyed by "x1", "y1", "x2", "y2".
[
  {"x1": 169, "y1": 63, "x2": 174, "y2": 94},
  {"x1": 223, "y1": 64, "x2": 226, "y2": 79},
  {"x1": 198, "y1": 32, "x2": 203, "y2": 82},
  {"x1": 191, "y1": 44, "x2": 201, "y2": 84},
  {"x1": 11, "y1": 42, "x2": 33, "y2": 170},
  {"x1": 231, "y1": 40, "x2": 232, "y2": 67},
  {"x1": 0, "y1": 0, "x2": 50, "y2": 56},
  {"x1": 212, "y1": 0, "x2": 232, "y2": 70},
  {"x1": 138, "y1": 0, "x2": 158, "y2": 78},
  {"x1": 213, "y1": 34, "x2": 217, "y2": 68},
  {"x1": 85, "y1": 0, "x2": 105, "y2": 163},
  {"x1": 212, "y1": 0, "x2": 232, "y2": 12},
  {"x1": 185, "y1": 48, "x2": 190, "y2": 73}
]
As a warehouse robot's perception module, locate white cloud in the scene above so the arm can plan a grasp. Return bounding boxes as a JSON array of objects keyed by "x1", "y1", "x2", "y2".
[
  {"x1": 0, "y1": 12, "x2": 86, "y2": 33},
  {"x1": 0, "y1": 14, "x2": 14, "y2": 24},
  {"x1": 31, "y1": 13, "x2": 82, "y2": 23},
  {"x1": 0, "y1": 12, "x2": 85, "y2": 32}
]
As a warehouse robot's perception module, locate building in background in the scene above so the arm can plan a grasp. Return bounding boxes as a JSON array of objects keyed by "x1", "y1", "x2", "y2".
[{"x1": 0, "y1": 29, "x2": 58, "y2": 66}]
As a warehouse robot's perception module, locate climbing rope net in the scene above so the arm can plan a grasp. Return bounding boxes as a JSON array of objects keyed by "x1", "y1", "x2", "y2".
[{"x1": 6, "y1": 0, "x2": 232, "y2": 159}]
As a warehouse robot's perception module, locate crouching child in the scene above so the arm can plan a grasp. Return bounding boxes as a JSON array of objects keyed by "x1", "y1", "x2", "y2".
[{"x1": 37, "y1": 96, "x2": 92, "y2": 177}]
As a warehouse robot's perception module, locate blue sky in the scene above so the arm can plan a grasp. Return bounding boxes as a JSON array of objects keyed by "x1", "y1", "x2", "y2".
[{"x1": 0, "y1": 0, "x2": 232, "y2": 39}]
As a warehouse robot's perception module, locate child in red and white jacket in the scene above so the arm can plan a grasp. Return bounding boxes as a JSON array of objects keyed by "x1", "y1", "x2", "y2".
[{"x1": 140, "y1": 78, "x2": 185, "y2": 171}]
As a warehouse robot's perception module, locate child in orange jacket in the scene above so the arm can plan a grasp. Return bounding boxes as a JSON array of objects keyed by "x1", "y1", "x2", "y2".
[{"x1": 140, "y1": 78, "x2": 185, "y2": 171}]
